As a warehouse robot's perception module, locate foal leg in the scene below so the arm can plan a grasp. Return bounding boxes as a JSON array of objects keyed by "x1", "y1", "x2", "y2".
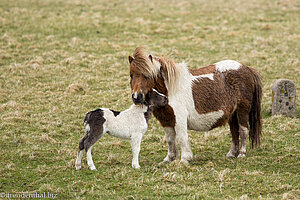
[
  {"x1": 237, "y1": 113, "x2": 249, "y2": 158},
  {"x1": 84, "y1": 129, "x2": 104, "y2": 170},
  {"x1": 226, "y1": 112, "x2": 239, "y2": 158},
  {"x1": 162, "y1": 127, "x2": 179, "y2": 163},
  {"x1": 75, "y1": 135, "x2": 87, "y2": 170},
  {"x1": 130, "y1": 133, "x2": 143, "y2": 169}
]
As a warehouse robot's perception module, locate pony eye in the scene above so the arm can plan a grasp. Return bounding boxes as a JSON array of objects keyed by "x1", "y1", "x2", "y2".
[{"x1": 143, "y1": 75, "x2": 150, "y2": 79}]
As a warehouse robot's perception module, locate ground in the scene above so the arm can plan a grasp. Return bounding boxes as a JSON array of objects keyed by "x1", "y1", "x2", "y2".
[{"x1": 0, "y1": 0, "x2": 299, "y2": 199}]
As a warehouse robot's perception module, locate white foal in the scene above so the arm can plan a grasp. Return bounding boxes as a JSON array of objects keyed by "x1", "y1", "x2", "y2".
[{"x1": 75, "y1": 89, "x2": 167, "y2": 170}]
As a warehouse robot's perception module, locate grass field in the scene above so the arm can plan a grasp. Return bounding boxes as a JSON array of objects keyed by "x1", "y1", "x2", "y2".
[{"x1": 0, "y1": 0, "x2": 299, "y2": 199}]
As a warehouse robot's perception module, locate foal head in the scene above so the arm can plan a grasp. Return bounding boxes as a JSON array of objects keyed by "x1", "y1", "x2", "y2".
[
  {"x1": 129, "y1": 47, "x2": 162, "y2": 104},
  {"x1": 145, "y1": 89, "x2": 168, "y2": 107}
]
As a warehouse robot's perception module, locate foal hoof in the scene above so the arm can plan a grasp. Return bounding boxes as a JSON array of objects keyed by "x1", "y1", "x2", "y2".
[
  {"x1": 75, "y1": 165, "x2": 81, "y2": 170},
  {"x1": 89, "y1": 166, "x2": 97, "y2": 171},
  {"x1": 132, "y1": 164, "x2": 141, "y2": 169}
]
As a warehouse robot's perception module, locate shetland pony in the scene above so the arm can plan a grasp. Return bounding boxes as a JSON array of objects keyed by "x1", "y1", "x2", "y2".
[
  {"x1": 75, "y1": 89, "x2": 167, "y2": 170},
  {"x1": 128, "y1": 47, "x2": 262, "y2": 164}
]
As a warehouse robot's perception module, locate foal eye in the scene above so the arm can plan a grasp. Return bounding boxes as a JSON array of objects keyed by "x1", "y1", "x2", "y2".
[
  {"x1": 143, "y1": 75, "x2": 150, "y2": 79},
  {"x1": 130, "y1": 74, "x2": 133, "y2": 78}
]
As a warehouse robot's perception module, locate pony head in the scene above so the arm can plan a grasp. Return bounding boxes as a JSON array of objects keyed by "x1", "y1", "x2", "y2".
[
  {"x1": 129, "y1": 47, "x2": 178, "y2": 104},
  {"x1": 129, "y1": 47, "x2": 160, "y2": 104}
]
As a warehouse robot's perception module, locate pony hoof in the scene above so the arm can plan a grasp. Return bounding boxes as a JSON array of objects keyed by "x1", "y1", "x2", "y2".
[
  {"x1": 158, "y1": 160, "x2": 170, "y2": 166},
  {"x1": 237, "y1": 153, "x2": 246, "y2": 158},
  {"x1": 89, "y1": 166, "x2": 97, "y2": 170},
  {"x1": 180, "y1": 159, "x2": 190, "y2": 165},
  {"x1": 75, "y1": 165, "x2": 81, "y2": 170},
  {"x1": 226, "y1": 152, "x2": 237, "y2": 158}
]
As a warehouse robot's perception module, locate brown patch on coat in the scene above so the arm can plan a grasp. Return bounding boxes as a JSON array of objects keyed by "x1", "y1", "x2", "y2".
[
  {"x1": 153, "y1": 105, "x2": 176, "y2": 127},
  {"x1": 151, "y1": 71, "x2": 176, "y2": 127},
  {"x1": 191, "y1": 65, "x2": 261, "y2": 133},
  {"x1": 154, "y1": 72, "x2": 168, "y2": 96},
  {"x1": 189, "y1": 65, "x2": 216, "y2": 76},
  {"x1": 143, "y1": 89, "x2": 169, "y2": 123},
  {"x1": 80, "y1": 109, "x2": 106, "y2": 152}
]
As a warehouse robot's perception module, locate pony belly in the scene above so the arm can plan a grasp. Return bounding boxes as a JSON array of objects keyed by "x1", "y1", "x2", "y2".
[{"x1": 187, "y1": 110, "x2": 224, "y2": 131}]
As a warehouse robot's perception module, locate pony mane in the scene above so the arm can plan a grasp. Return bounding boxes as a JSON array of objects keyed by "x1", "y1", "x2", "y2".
[
  {"x1": 131, "y1": 47, "x2": 187, "y2": 95},
  {"x1": 131, "y1": 47, "x2": 159, "y2": 79},
  {"x1": 158, "y1": 57, "x2": 179, "y2": 92}
]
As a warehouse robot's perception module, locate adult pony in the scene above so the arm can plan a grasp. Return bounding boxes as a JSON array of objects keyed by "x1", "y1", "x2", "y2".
[{"x1": 129, "y1": 47, "x2": 262, "y2": 164}]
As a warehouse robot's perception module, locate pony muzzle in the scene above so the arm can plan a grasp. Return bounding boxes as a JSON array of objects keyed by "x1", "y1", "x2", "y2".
[{"x1": 132, "y1": 92, "x2": 145, "y2": 104}]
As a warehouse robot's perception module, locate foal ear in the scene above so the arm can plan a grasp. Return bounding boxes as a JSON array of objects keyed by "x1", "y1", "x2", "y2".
[
  {"x1": 149, "y1": 55, "x2": 153, "y2": 63},
  {"x1": 128, "y1": 56, "x2": 134, "y2": 64}
]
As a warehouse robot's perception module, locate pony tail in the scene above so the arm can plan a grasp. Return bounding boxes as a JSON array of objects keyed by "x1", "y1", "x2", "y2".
[{"x1": 248, "y1": 68, "x2": 262, "y2": 148}]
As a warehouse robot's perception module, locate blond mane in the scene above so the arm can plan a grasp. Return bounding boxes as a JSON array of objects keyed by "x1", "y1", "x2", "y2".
[
  {"x1": 131, "y1": 47, "x2": 186, "y2": 94},
  {"x1": 158, "y1": 56, "x2": 180, "y2": 93},
  {"x1": 131, "y1": 47, "x2": 159, "y2": 79}
]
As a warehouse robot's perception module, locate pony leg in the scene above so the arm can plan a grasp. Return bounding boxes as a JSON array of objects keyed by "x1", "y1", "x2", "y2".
[
  {"x1": 130, "y1": 133, "x2": 143, "y2": 169},
  {"x1": 175, "y1": 123, "x2": 193, "y2": 164},
  {"x1": 227, "y1": 112, "x2": 239, "y2": 158},
  {"x1": 162, "y1": 127, "x2": 179, "y2": 163},
  {"x1": 238, "y1": 125, "x2": 248, "y2": 158},
  {"x1": 237, "y1": 113, "x2": 249, "y2": 158}
]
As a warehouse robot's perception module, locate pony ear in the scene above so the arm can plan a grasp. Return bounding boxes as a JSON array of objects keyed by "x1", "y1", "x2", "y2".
[
  {"x1": 128, "y1": 56, "x2": 134, "y2": 64},
  {"x1": 149, "y1": 55, "x2": 153, "y2": 63}
]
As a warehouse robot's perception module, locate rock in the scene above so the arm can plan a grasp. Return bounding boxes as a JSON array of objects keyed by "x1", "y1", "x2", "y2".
[{"x1": 272, "y1": 79, "x2": 297, "y2": 118}]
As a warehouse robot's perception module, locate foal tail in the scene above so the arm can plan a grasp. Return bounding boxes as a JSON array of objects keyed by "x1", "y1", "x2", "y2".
[{"x1": 248, "y1": 68, "x2": 262, "y2": 148}]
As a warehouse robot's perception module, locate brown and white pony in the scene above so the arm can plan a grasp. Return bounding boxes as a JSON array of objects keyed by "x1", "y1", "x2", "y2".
[{"x1": 129, "y1": 47, "x2": 262, "y2": 164}]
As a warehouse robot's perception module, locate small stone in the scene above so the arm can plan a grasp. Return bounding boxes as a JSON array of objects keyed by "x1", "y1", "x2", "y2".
[{"x1": 272, "y1": 79, "x2": 297, "y2": 118}]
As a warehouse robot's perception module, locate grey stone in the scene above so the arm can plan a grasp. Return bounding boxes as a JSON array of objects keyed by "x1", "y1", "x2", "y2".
[{"x1": 272, "y1": 79, "x2": 297, "y2": 118}]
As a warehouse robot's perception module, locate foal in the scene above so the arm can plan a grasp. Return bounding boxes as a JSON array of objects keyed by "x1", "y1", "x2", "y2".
[{"x1": 75, "y1": 89, "x2": 167, "y2": 170}]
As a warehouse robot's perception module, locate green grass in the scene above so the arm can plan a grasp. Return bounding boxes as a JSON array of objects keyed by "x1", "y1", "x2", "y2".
[{"x1": 0, "y1": 0, "x2": 299, "y2": 199}]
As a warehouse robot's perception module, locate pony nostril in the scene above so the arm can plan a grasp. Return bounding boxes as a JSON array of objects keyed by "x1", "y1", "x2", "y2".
[
  {"x1": 132, "y1": 93, "x2": 144, "y2": 104},
  {"x1": 132, "y1": 93, "x2": 138, "y2": 99},
  {"x1": 137, "y1": 93, "x2": 144, "y2": 102}
]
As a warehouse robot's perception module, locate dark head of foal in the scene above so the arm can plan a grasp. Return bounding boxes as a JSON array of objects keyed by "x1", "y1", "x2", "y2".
[{"x1": 145, "y1": 89, "x2": 167, "y2": 107}]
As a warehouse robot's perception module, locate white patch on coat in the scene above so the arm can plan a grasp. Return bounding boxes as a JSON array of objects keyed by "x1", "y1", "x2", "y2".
[
  {"x1": 215, "y1": 60, "x2": 242, "y2": 72},
  {"x1": 152, "y1": 88, "x2": 166, "y2": 98},
  {"x1": 166, "y1": 62, "x2": 224, "y2": 131},
  {"x1": 161, "y1": 62, "x2": 227, "y2": 162},
  {"x1": 187, "y1": 110, "x2": 224, "y2": 131},
  {"x1": 192, "y1": 73, "x2": 214, "y2": 81},
  {"x1": 102, "y1": 104, "x2": 148, "y2": 168},
  {"x1": 103, "y1": 104, "x2": 148, "y2": 140},
  {"x1": 85, "y1": 123, "x2": 90, "y2": 132}
]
